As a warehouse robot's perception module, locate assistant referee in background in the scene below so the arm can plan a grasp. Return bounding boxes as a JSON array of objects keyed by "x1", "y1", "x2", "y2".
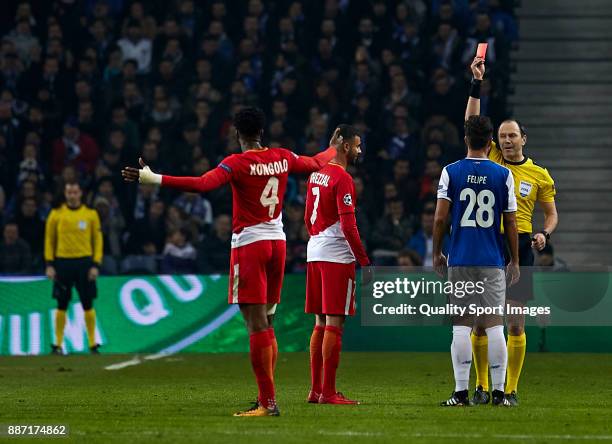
[{"x1": 45, "y1": 181, "x2": 103, "y2": 354}]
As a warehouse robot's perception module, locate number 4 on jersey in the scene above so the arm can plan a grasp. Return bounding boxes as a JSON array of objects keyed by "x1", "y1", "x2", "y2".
[{"x1": 260, "y1": 177, "x2": 280, "y2": 218}]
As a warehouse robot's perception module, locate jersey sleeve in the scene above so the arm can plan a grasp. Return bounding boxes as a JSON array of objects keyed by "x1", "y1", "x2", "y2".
[
  {"x1": 339, "y1": 212, "x2": 370, "y2": 266},
  {"x1": 504, "y1": 169, "x2": 518, "y2": 212},
  {"x1": 335, "y1": 173, "x2": 356, "y2": 215},
  {"x1": 537, "y1": 168, "x2": 556, "y2": 203},
  {"x1": 161, "y1": 156, "x2": 234, "y2": 192},
  {"x1": 289, "y1": 146, "x2": 336, "y2": 174},
  {"x1": 437, "y1": 167, "x2": 452, "y2": 201},
  {"x1": 487, "y1": 141, "x2": 503, "y2": 164}
]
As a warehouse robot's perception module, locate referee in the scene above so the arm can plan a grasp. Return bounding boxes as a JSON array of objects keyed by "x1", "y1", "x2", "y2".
[
  {"x1": 464, "y1": 56, "x2": 559, "y2": 406},
  {"x1": 45, "y1": 181, "x2": 103, "y2": 354}
]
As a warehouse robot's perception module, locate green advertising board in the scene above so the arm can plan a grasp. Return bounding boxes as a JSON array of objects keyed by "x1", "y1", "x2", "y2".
[{"x1": 0, "y1": 274, "x2": 611, "y2": 355}]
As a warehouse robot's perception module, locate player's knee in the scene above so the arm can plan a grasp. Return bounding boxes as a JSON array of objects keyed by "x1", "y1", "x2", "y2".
[
  {"x1": 246, "y1": 314, "x2": 269, "y2": 333},
  {"x1": 508, "y1": 324, "x2": 524, "y2": 336},
  {"x1": 325, "y1": 315, "x2": 345, "y2": 328},
  {"x1": 473, "y1": 325, "x2": 486, "y2": 336}
]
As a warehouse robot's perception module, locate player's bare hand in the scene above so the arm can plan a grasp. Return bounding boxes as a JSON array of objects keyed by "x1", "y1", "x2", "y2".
[
  {"x1": 121, "y1": 158, "x2": 142, "y2": 182},
  {"x1": 121, "y1": 158, "x2": 162, "y2": 185},
  {"x1": 433, "y1": 253, "x2": 447, "y2": 278},
  {"x1": 506, "y1": 261, "x2": 520, "y2": 287},
  {"x1": 45, "y1": 265, "x2": 56, "y2": 281},
  {"x1": 88, "y1": 266, "x2": 99, "y2": 281},
  {"x1": 361, "y1": 265, "x2": 374, "y2": 286},
  {"x1": 471, "y1": 56, "x2": 485, "y2": 80},
  {"x1": 531, "y1": 233, "x2": 547, "y2": 251},
  {"x1": 329, "y1": 127, "x2": 343, "y2": 147}
]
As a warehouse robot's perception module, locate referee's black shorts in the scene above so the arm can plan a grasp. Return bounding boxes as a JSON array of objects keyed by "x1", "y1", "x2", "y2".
[
  {"x1": 52, "y1": 257, "x2": 97, "y2": 311},
  {"x1": 505, "y1": 233, "x2": 534, "y2": 303}
]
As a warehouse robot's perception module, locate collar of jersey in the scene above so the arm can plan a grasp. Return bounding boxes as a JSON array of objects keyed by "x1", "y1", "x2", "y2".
[
  {"x1": 328, "y1": 161, "x2": 346, "y2": 169},
  {"x1": 245, "y1": 147, "x2": 268, "y2": 153},
  {"x1": 503, "y1": 156, "x2": 528, "y2": 165},
  {"x1": 465, "y1": 156, "x2": 490, "y2": 160}
]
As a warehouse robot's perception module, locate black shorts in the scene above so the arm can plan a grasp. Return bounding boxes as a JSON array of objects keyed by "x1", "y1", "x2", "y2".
[
  {"x1": 505, "y1": 233, "x2": 534, "y2": 303},
  {"x1": 52, "y1": 257, "x2": 97, "y2": 310}
]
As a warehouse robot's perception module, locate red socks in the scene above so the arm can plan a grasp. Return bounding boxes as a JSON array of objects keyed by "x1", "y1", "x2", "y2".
[
  {"x1": 322, "y1": 325, "x2": 343, "y2": 398},
  {"x1": 309, "y1": 325, "x2": 325, "y2": 393},
  {"x1": 268, "y1": 327, "x2": 278, "y2": 371},
  {"x1": 249, "y1": 330, "x2": 275, "y2": 408}
]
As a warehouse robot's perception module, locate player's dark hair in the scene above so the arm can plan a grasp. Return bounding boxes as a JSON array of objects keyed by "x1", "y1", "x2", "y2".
[
  {"x1": 337, "y1": 124, "x2": 359, "y2": 142},
  {"x1": 464, "y1": 115, "x2": 493, "y2": 150},
  {"x1": 500, "y1": 118, "x2": 527, "y2": 137},
  {"x1": 233, "y1": 106, "x2": 265, "y2": 139}
]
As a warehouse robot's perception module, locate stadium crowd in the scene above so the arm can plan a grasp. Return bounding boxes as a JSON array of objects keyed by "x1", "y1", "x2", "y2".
[{"x1": 0, "y1": 0, "x2": 519, "y2": 275}]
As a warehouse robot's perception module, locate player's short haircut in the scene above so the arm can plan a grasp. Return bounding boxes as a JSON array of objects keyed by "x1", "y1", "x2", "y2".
[
  {"x1": 499, "y1": 118, "x2": 527, "y2": 137},
  {"x1": 337, "y1": 124, "x2": 359, "y2": 142},
  {"x1": 233, "y1": 106, "x2": 265, "y2": 139},
  {"x1": 464, "y1": 115, "x2": 493, "y2": 150}
]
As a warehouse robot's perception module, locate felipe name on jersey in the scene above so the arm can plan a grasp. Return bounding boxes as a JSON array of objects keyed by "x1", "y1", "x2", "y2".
[{"x1": 467, "y1": 175, "x2": 487, "y2": 185}]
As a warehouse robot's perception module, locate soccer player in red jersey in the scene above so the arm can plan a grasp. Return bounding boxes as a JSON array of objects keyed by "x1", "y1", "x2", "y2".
[
  {"x1": 303, "y1": 124, "x2": 370, "y2": 405},
  {"x1": 122, "y1": 107, "x2": 339, "y2": 416}
]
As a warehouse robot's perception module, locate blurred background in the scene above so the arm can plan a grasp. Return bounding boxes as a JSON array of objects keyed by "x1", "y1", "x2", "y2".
[{"x1": 0, "y1": 0, "x2": 524, "y2": 276}]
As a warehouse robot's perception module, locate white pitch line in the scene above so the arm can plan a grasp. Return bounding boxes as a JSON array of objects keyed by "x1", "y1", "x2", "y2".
[
  {"x1": 104, "y1": 305, "x2": 240, "y2": 371},
  {"x1": 104, "y1": 356, "x2": 142, "y2": 370}
]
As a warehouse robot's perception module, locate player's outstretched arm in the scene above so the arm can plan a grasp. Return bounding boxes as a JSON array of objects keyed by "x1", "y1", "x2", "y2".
[
  {"x1": 122, "y1": 158, "x2": 231, "y2": 193},
  {"x1": 290, "y1": 128, "x2": 342, "y2": 174},
  {"x1": 465, "y1": 56, "x2": 485, "y2": 121}
]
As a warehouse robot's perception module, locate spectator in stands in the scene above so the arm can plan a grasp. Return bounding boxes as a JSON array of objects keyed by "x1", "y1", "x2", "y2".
[
  {"x1": 371, "y1": 199, "x2": 414, "y2": 253},
  {"x1": 0, "y1": 222, "x2": 31, "y2": 274},
  {"x1": 125, "y1": 199, "x2": 166, "y2": 255},
  {"x1": 0, "y1": 0, "x2": 516, "y2": 275},
  {"x1": 52, "y1": 117, "x2": 100, "y2": 176},
  {"x1": 161, "y1": 228, "x2": 197, "y2": 274},
  {"x1": 14, "y1": 196, "x2": 44, "y2": 259},
  {"x1": 397, "y1": 249, "x2": 423, "y2": 267},
  {"x1": 407, "y1": 204, "x2": 448, "y2": 267},
  {"x1": 117, "y1": 20, "x2": 152, "y2": 74},
  {"x1": 197, "y1": 214, "x2": 231, "y2": 273}
]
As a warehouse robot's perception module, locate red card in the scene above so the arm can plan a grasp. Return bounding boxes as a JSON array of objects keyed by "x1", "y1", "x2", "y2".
[{"x1": 476, "y1": 43, "x2": 488, "y2": 60}]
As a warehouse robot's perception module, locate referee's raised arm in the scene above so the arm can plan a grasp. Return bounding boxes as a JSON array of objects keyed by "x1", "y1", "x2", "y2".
[{"x1": 465, "y1": 56, "x2": 485, "y2": 121}]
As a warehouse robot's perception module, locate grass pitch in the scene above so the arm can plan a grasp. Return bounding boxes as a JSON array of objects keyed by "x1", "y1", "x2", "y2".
[{"x1": 1, "y1": 352, "x2": 611, "y2": 443}]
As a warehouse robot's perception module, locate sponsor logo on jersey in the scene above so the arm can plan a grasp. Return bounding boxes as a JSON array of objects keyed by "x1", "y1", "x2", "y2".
[
  {"x1": 309, "y1": 172, "x2": 330, "y2": 187},
  {"x1": 249, "y1": 159, "x2": 289, "y2": 176},
  {"x1": 78, "y1": 220, "x2": 87, "y2": 230},
  {"x1": 343, "y1": 193, "x2": 353, "y2": 206},
  {"x1": 519, "y1": 181, "x2": 533, "y2": 198}
]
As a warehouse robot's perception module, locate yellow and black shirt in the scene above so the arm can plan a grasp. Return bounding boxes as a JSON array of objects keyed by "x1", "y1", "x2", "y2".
[
  {"x1": 488, "y1": 141, "x2": 556, "y2": 234},
  {"x1": 44, "y1": 204, "x2": 103, "y2": 264}
]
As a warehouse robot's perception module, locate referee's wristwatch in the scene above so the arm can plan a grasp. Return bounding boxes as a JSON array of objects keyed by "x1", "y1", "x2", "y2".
[{"x1": 538, "y1": 230, "x2": 551, "y2": 241}]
